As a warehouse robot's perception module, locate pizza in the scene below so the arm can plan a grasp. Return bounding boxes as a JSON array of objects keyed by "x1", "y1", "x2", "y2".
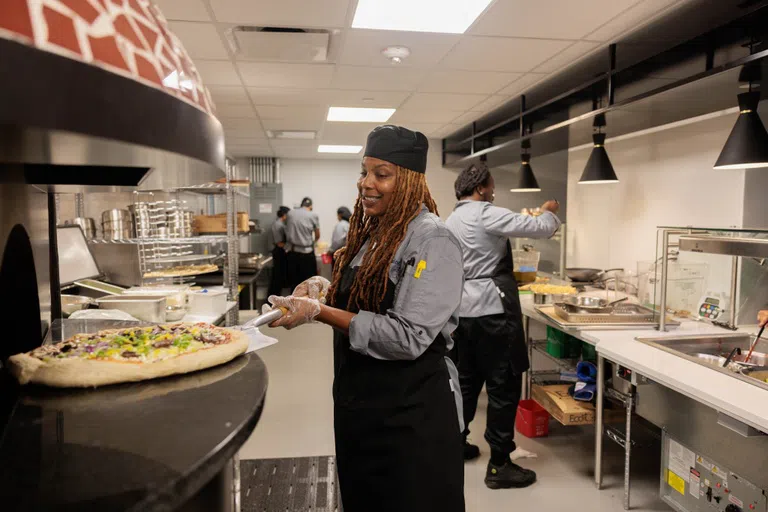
[
  {"x1": 143, "y1": 264, "x2": 219, "y2": 278},
  {"x1": 7, "y1": 323, "x2": 249, "y2": 388}
]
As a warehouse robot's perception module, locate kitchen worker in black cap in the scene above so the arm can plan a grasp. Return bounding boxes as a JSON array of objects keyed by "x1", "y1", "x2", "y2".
[
  {"x1": 267, "y1": 206, "x2": 291, "y2": 297},
  {"x1": 285, "y1": 196, "x2": 320, "y2": 289},
  {"x1": 267, "y1": 125, "x2": 466, "y2": 511}
]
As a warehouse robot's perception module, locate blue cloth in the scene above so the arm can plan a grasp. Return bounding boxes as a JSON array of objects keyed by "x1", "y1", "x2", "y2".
[
  {"x1": 573, "y1": 382, "x2": 596, "y2": 402},
  {"x1": 576, "y1": 361, "x2": 597, "y2": 384}
]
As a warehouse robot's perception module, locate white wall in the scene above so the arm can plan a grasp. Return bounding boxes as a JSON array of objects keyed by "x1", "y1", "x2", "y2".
[
  {"x1": 566, "y1": 113, "x2": 746, "y2": 290},
  {"x1": 278, "y1": 158, "x2": 360, "y2": 243}
]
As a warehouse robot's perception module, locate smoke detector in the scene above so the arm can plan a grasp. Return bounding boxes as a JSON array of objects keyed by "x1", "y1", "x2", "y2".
[{"x1": 382, "y1": 46, "x2": 411, "y2": 64}]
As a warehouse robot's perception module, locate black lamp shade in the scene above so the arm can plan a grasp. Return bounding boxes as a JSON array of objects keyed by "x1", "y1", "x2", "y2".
[
  {"x1": 714, "y1": 91, "x2": 768, "y2": 169},
  {"x1": 579, "y1": 133, "x2": 618, "y2": 184},
  {"x1": 510, "y1": 155, "x2": 540, "y2": 192}
]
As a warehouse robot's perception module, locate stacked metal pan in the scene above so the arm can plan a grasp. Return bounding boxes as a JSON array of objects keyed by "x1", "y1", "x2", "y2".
[{"x1": 101, "y1": 209, "x2": 134, "y2": 240}]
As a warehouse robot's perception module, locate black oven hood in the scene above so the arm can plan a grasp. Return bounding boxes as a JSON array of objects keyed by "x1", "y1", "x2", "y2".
[{"x1": 0, "y1": 37, "x2": 225, "y2": 188}]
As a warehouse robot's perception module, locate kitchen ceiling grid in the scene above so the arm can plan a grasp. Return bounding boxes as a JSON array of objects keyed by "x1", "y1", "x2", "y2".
[{"x1": 154, "y1": 0, "x2": 691, "y2": 159}]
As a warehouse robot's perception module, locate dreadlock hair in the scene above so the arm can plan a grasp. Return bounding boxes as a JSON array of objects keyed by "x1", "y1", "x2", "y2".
[
  {"x1": 327, "y1": 167, "x2": 438, "y2": 312},
  {"x1": 454, "y1": 163, "x2": 491, "y2": 200}
]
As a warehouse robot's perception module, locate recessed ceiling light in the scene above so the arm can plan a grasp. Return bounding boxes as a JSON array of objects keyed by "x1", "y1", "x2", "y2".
[
  {"x1": 352, "y1": 0, "x2": 493, "y2": 34},
  {"x1": 318, "y1": 145, "x2": 363, "y2": 154},
  {"x1": 266, "y1": 130, "x2": 316, "y2": 140},
  {"x1": 327, "y1": 107, "x2": 395, "y2": 123}
]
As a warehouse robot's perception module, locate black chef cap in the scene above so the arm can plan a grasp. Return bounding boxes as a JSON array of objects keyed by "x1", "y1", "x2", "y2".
[{"x1": 364, "y1": 125, "x2": 429, "y2": 174}]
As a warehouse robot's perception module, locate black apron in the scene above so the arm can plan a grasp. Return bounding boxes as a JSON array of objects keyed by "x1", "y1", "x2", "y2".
[
  {"x1": 489, "y1": 240, "x2": 529, "y2": 375},
  {"x1": 332, "y1": 264, "x2": 465, "y2": 512}
]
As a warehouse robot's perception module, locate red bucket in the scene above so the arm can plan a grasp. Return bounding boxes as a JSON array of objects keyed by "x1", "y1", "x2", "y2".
[
  {"x1": 321, "y1": 253, "x2": 333, "y2": 265},
  {"x1": 516, "y1": 399, "x2": 550, "y2": 438}
]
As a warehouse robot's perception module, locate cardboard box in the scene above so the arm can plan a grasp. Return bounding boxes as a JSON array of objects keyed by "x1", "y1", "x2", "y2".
[
  {"x1": 194, "y1": 213, "x2": 249, "y2": 233},
  {"x1": 532, "y1": 384, "x2": 625, "y2": 426},
  {"x1": 532, "y1": 384, "x2": 596, "y2": 426}
]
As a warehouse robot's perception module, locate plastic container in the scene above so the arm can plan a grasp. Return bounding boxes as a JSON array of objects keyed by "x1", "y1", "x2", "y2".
[
  {"x1": 582, "y1": 343, "x2": 597, "y2": 362},
  {"x1": 546, "y1": 326, "x2": 581, "y2": 358},
  {"x1": 637, "y1": 260, "x2": 707, "y2": 315},
  {"x1": 188, "y1": 289, "x2": 228, "y2": 315},
  {"x1": 513, "y1": 250, "x2": 540, "y2": 284},
  {"x1": 516, "y1": 399, "x2": 550, "y2": 438}
]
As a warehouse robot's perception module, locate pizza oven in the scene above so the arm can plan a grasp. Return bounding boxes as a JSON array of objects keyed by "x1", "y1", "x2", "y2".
[{"x1": 0, "y1": 0, "x2": 225, "y2": 432}]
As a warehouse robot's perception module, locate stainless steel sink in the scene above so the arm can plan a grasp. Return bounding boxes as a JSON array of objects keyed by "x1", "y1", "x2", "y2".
[{"x1": 636, "y1": 333, "x2": 768, "y2": 392}]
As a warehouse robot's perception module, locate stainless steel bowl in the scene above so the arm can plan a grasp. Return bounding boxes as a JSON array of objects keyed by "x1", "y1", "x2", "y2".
[
  {"x1": 67, "y1": 217, "x2": 97, "y2": 239},
  {"x1": 61, "y1": 294, "x2": 94, "y2": 316},
  {"x1": 102, "y1": 228, "x2": 134, "y2": 240}
]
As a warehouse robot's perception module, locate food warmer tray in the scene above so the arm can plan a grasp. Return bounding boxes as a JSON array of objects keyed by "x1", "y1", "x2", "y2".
[{"x1": 535, "y1": 304, "x2": 680, "y2": 330}]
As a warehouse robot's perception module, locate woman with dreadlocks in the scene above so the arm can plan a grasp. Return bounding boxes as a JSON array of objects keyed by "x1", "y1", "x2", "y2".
[
  {"x1": 445, "y1": 163, "x2": 560, "y2": 490},
  {"x1": 268, "y1": 125, "x2": 465, "y2": 511}
]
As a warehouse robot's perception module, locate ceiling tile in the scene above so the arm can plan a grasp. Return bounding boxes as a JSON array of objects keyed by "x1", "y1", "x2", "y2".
[
  {"x1": 533, "y1": 41, "x2": 601, "y2": 73},
  {"x1": 498, "y1": 74, "x2": 547, "y2": 96},
  {"x1": 221, "y1": 118, "x2": 263, "y2": 132},
  {"x1": 168, "y1": 22, "x2": 229, "y2": 60},
  {"x1": 450, "y1": 111, "x2": 484, "y2": 127},
  {"x1": 339, "y1": 29, "x2": 460, "y2": 68},
  {"x1": 260, "y1": 118, "x2": 325, "y2": 131},
  {"x1": 405, "y1": 123, "x2": 449, "y2": 137},
  {"x1": 226, "y1": 136, "x2": 269, "y2": 145},
  {"x1": 208, "y1": 85, "x2": 251, "y2": 105},
  {"x1": 332, "y1": 66, "x2": 428, "y2": 91},
  {"x1": 238, "y1": 62, "x2": 335, "y2": 88},
  {"x1": 209, "y1": 0, "x2": 351, "y2": 28},
  {"x1": 154, "y1": 0, "x2": 210, "y2": 21},
  {"x1": 439, "y1": 37, "x2": 571, "y2": 72},
  {"x1": 470, "y1": 0, "x2": 638, "y2": 39},
  {"x1": 216, "y1": 104, "x2": 258, "y2": 118},
  {"x1": 586, "y1": 0, "x2": 686, "y2": 42},
  {"x1": 471, "y1": 95, "x2": 511, "y2": 112},
  {"x1": 193, "y1": 60, "x2": 241, "y2": 86},
  {"x1": 247, "y1": 88, "x2": 409, "y2": 108},
  {"x1": 255, "y1": 106, "x2": 326, "y2": 122},
  {"x1": 402, "y1": 92, "x2": 487, "y2": 111},
  {"x1": 418, "y1": 70, "x2": 521, "y2": 94},
  {"x1": 319, "y1": 123, "x2": 380, "y2": 143},
  {"x1": 389, "y1": 109, "x2": 466, "y2": 125},
  {"x1": 228, "y1": 148, "x2": 274, "y2": 157}
]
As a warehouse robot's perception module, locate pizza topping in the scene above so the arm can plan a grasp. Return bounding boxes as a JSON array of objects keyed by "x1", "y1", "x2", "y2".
[
  {"x1": 153, "y1": 339, "x2": 173, "y2": 348},
  {"x1": 121, "y1": 351, "x2": 139, "y2": 358}
]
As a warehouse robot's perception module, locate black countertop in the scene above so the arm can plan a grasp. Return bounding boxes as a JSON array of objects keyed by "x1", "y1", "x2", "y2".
[{"x1": 0, "y1": 320, "x2": 268, "y2": 511}]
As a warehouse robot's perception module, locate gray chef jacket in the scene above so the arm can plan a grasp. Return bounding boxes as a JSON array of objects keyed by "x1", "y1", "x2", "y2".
[
  {"x1": 346, "y1": 205, "x2": 465, "y2": 429},
  {"x1": 269, "y1": 218, "x2": 286, "y2": 248},
  {"x1": 445, "y1": 200, "x2": 561, "y2": 318},
  {"x1": 285, "y1": 207, "x2": 319, "y2": 254},
  {"x1": 330, "y1": 219, "x2": 350, "y2": 253}
]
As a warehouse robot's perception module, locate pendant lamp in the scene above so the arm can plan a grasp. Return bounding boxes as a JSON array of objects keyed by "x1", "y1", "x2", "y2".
[
  {"x1": 510, "y1": 138, "x2": 541, "y2": 192},
  {"x1": 713, "y1": 90, "x2": 768, "y2": 169},
  {"x1": 579, "y1": 113, "x2": 618, "y2": 184}
]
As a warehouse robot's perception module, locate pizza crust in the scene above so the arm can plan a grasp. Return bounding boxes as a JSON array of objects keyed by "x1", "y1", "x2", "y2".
[{"x1": 8, "y1": 328, "x2": 249, "y2": 388}]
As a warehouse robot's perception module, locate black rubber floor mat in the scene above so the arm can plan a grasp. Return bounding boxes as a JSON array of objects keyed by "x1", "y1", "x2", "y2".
[{"x1": 240, "y1": 456, "x2": 342, "y2": 511}]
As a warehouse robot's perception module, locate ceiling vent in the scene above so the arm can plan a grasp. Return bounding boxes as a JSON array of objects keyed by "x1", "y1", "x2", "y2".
[{"x1": 229, "y1": 26, "x2": 331, "y2": 62}]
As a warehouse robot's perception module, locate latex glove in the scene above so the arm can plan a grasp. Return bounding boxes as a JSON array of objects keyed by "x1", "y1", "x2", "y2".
[
  {"x1": 292, "y1": 276, "x2": 331, "y2": 304},
  {"x1": 268, "y1": 295, "x2": 321, "y2": 330},
  {"x1": 758, "y1": 310, "x2": 768, "y2": 328}
]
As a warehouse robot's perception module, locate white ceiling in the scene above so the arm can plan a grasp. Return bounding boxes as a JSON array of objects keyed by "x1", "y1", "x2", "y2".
[{"x1": 155, "y1": 0, "x2": 692, "y2": 159}]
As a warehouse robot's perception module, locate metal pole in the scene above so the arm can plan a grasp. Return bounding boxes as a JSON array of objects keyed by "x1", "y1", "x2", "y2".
[
  {"x1": 730, "y1": 255, "x2": 739, "y2": 328},
  {"x1": 659, "y1": 230, "x2": 671, "y2": 331},
  {"x1": 232, "y1": 452, "x2": 241, "y2": 512},
  {"x1": 226, "y1": 159, "x2": 239, "y2": 326},
  {"x1": 559, "y1": 223, "x2": 567, "y2": 279},
  {"x1": 74, "y1": 192, "x2": 84, "y2": 218},
  {"x1": 595, "y1": 354, "x2": 605, "y2": 490},
  {"x1": 623, "y1": 389, "x2": 634, "y2": 510},
  {"x1": 524, "y1": 315, "x2": 532, "y2": 400}
]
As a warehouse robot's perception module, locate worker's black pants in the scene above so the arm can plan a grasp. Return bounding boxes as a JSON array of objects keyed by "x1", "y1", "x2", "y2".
[
  {"x1": 287, "y1": 251, "x2": 318, "y2": 290},
  {"x1": 452, "y1": 315, "x2": 523, "y2": 455}
]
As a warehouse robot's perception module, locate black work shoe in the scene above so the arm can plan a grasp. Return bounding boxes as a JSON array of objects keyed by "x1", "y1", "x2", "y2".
[
  {"x1": 463, "y1": 441, "x2": 480, "y2": 461},
  {"x1": 485, "y1": 460, "x2": 537, "y2": 489}
]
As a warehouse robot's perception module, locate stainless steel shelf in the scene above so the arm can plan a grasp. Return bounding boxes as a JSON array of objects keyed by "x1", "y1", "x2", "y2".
[
  {"x1": 89, "y1": 235, "x2": 246, "y2": 245},
  {"x1": 679, "y1": 235, "x2": 768, "y2": 258},
  {"x1": 145, "y1": 254, "x2": 220, "y2": 264},
  {"x1": 173, "y1": 183, "x2": 250, "y2": 198},
  {"x1": 531, "y1": 340, "x2": 579, "y2": 372}
]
